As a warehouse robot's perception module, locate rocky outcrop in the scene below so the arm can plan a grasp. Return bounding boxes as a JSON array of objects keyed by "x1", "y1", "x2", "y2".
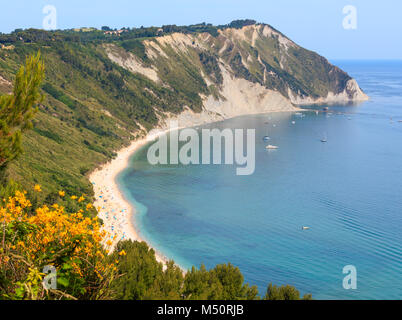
[
  {"x1": 104, "y1": 43, "x2": 160, "y2": 83},
  {"x1": 288, "y1": 79, "x2": 368, "y2": 105}
]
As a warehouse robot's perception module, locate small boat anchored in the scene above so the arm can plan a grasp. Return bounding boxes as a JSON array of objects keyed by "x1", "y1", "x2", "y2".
[
  {"x1": 266, "y1": 145, "x2": 278, "y2": 150},
  {"x1": 302, "y1": 226, "x2": 310, "y2": 230},
  {"x1": 263, "y1": 125, "x2": 271, "y2": 141}
]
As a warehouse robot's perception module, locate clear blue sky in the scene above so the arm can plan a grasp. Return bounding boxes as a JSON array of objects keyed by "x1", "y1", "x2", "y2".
[{"x1": 1, "y1": 0, "x2": 401, "y2": 59}]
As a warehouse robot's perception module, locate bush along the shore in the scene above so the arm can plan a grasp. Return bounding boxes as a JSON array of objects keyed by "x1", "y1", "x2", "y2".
[{"x1": 109, "y1": 240, "x2": 313, "y2": 300}]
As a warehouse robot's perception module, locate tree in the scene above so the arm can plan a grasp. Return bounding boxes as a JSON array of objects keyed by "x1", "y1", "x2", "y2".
[
  {"x1": 145, "y1": 261, "x2": 183, "y2": 300},
  {"x1": 264, "y1": 283, "x2": 312, "y2": 300},
  {"x1": 228, "y1": 19, "x2": 257, "y2": 29},
  {"x1": 210, "y1": 263, "x2": 259, "y2": 300},
  {"x1": 0, "y1": 52, "x2": 44, "y2": 179},
  {"x1": 183, "y1": 265, "x2": 224, "y2": 300},
  {"x1": 110, "y1": 240, "x2": 165, "y2": 300}
]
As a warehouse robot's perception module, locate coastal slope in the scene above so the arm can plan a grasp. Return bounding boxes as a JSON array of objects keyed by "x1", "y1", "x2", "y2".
[{"x1": 0, "y1": 20, "x2": 368, "y2": 196}]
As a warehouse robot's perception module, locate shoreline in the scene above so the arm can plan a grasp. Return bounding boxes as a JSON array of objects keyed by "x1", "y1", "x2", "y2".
[
  {"x1": 89, "y1": 109, "x2": 305, "y2": 270},
  {"x1": 89, "y1": 133, "x2": 172, "y2": 267}
]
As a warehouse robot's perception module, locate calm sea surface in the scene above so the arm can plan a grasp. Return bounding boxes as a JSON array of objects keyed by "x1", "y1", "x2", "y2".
[{"x1": 118, "y1": 60, "x2": 402, "y2": 299}]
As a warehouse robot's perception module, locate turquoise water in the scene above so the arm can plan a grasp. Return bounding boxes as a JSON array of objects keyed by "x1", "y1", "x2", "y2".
[{"x1": 118, "y1": 61, "x2": 402, "y2": 299}]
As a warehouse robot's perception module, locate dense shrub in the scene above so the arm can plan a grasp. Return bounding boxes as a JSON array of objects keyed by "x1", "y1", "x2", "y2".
[
  {"x1": 110, "y1": 240, "x2": 311, "y2": 300},
  {"x1": 0, "y1": 189, "x2": 118, "y2": 299}
]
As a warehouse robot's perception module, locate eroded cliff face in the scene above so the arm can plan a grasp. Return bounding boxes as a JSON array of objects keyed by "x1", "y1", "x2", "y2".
[
  {"x1": 103, "y1": 23, "x2": 368, "y2": 129},
  {"x1": 0, "y1": 74, "x2": 12, "y2": 94}
]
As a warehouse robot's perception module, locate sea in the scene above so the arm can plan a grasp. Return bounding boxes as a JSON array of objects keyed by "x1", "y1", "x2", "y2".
[{"x1": 117, "y1": 60, "x2": 402, "y2": 299}]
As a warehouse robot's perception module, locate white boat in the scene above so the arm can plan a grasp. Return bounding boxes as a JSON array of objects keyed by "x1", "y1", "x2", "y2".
[
  {"x1": 302, "y1": 226, "x2": 310, "y2": 230},
  {"x1": 263, "y1": 125, "x2": 271, "y2": 141},
  {"x1": 266, "y1": 145, "x2": 278, "y2": 150},
  {"x1": 321, "y1": 138, "x2": 327, "y2": 143},
  {"x1": 291, "y1": 121, "x2": 296, "y2": 125}
]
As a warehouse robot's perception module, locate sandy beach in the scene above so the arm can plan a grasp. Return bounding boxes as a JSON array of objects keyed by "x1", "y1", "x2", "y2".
[{"x1": 89, "y1": 133, "x2": 171, "y2": 267}]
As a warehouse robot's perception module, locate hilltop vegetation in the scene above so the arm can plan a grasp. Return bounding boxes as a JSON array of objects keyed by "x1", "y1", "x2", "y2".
[{"x1": 0, "y1": 20, "x2": 259, "y2": 44}]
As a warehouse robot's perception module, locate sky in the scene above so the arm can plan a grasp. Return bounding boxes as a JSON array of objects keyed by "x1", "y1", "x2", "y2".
[{"x1": 1, "y1": 0, "x2": 401, "y2": 60}]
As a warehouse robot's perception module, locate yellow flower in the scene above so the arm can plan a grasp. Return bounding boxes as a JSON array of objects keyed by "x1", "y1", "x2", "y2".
[
  {"x1": 34, "y1": 185, "x2": 42, "y2": 192},
  {"x1": 118, "y1": 250, "x2": 127, "y2": 256},
  {"x1": 58, "y1": 191, "x2": 65, "y2": 197},
  {"x1": 70, "y1": 195, "x2": 77, "y2": 200},
  {"x1": 86, "y1": 203, "x2": 93, "y2": 211},
  {"x1": 0, "y1": 190, "x2": 116, "y2": 293},
  {"x1": 78, "y1": 195, "x2": 85, "y2": 203}
]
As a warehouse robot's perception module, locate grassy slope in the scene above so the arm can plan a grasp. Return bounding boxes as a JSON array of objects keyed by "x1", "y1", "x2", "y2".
[
  {"x1": 0, "y1": 39, "x2": 216, "y2": 201},
  {"x1": 1, "y1": 43, "x2": 135, "y2": 199}
]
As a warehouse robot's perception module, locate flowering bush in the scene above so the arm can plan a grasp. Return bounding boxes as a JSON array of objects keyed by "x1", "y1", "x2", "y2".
[{"x1": 0, "y1": 188, "x2": 118, "y2": 300}]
